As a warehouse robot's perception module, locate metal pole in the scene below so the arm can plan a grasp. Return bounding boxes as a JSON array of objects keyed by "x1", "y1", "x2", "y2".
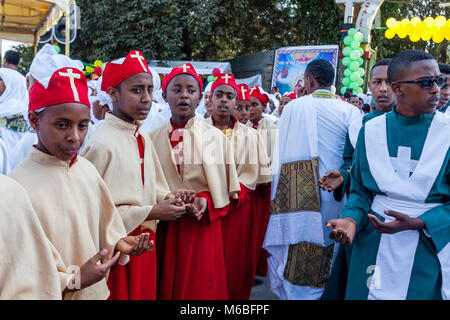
[{"x1": 65, "y1": 8, "x2": 70, "y2": 56}]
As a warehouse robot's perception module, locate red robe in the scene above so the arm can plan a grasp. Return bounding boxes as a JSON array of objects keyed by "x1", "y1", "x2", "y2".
[
  {"x1": 250, "y1": 183, "x2": 271, "y2": 278},
  {"x1": 158, "y1": 191, "x2": 229, "y2": 300},
  {"x1": 157, "y1": 120, "x2": 229, "y2": 300},
  {"x1": 107, "y1": 132, "x2": 156, "y2": 300},
  {"x1": 221, "y1": 184, "x2": 254, "y2": 300}
]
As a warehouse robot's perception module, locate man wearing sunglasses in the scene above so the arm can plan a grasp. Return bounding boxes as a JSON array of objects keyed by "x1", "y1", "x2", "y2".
[{"x1": 327, "y1": 50, "x2": 449, "y2": 300}]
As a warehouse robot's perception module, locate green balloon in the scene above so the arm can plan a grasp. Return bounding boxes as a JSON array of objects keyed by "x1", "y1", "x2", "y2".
[
  {"x1": 207, "y1": 75, "x2": 215, "y2": 83},
  {"x1": 348, "y1": 28, "x2": 357, "y2": 36},
  {"x1": 342, "y1": 77, "x2": 350, "y2": 86},
  {"x1": 350, "y1": 40, "x2": 360, "y2": 49},
  {"x1": 357, "y1": 58, "x2": 364, "y2": 66},
  {"x1": 340, "y1": 86, "x2": 348, "y2": 95},
  {"x1": 357, "y1": 78, "x2": 364, "y2": 86},
  {"x1": 342, "y1": 46, "x2": 352, "y2": 57},
  {"x1": 350, "y1": 61, "x2": 359, "y2": 71},
  {"x1": 350, "y1": 72, "x2": 361, "y2": 82},
  {"x1": 358, "y1": 47, "x2": 364, "y2": 56},
  {"x1": 342, "y1": 57, "x2": 351, "y2": 66},
  {"x1": 343, "y1": 35, "x2": 353, "y2": 46},
  {"x1": 350, "y1": 50, "x2": 361, "y2": 60},
  {"x1": 53, "y1": 44, "x2": 61, "y2": 53},
  {"x1": 354, "y1": 87, "x2": 362, "y2": 94},
  {"x1": 353, "y1": 32, "x2": 363, "y2": 42},
  {"x1": 349, "y1": 82, "x2": 358, "y2": 90},
  {"x1": 344, "y1": 68, "x2": 352, "y2": 77},
  {"x1": 357, "y1": 67, "x2": 365, "y2": 77}
]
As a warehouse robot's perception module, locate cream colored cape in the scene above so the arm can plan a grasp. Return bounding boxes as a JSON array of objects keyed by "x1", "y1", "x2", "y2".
[
  {"x1": 205, "y1": 117, "x2": 272, "y2": 189},
  {"x1": 247, "y1": 117, "x2": 278, "y2": 164},
  {"x1": 9, "y1": 148, "x2": 128, "y2": 300},
  {"x1": 0, "y1": 174, "x2": 61, "y2": 300},
  {"x1": 150, "y1": 117, "x2": 240, "y2": 208},
  {"x1": 81, "y1": 113, "x2": 171, "y2": 234}
]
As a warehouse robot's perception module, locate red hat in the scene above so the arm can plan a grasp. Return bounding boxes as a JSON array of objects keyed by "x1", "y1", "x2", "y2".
[
  {"x1": 284, "y1": 91, "x2": 297, "y2": 100},
  {"x1": 101, "y1": 50, "x2": 151, "y2": 92},
  {"x1": 29, "y1": 67, "x2": 90, "y2": 112},
  {"x1": 237, "y1": 83, "x2": 251, "y2": 102},
  {"x1": 161, "y1": 63, "x2": 203, "y2": 92},
  {"x1": 211, "y1": 73, "x2": 239, "y2": 94},
  {"x1": 249, "y1": 86, "x2": 269, "y2": 105}
]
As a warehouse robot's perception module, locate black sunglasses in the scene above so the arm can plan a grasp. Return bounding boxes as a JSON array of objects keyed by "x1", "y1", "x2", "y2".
[{"x1": 395, "y1": 76, "x2": 447, "y2": 89}]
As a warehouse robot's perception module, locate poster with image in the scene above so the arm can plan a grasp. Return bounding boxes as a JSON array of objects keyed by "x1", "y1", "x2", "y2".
[{"x1": 271, "y1": 45, "x2": 339, "y2": 95}]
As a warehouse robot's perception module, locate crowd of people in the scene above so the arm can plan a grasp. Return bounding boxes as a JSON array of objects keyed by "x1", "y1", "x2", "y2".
[{"x1": 0, "y1": 44, "x2": 448, "y2": 300}]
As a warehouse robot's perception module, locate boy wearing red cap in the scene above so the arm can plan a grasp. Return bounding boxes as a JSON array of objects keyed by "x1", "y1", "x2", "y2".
[
  {"x1": 248, "y1": 86, "x2": 278, "y2": 164},
  {"x1": 81, "y1": 51, "x2": 194, "y2": 300},
  {"x1": 206, "y1": 73, "x2": 271, "y2": 299},
  {"x1": 9, "y1": 67, "x2": 152, "y2": 300},
  {"x1": 150, "y1": 64, "x2": 241, "y2": 300},
  {"x1": 233, "y1": 83, "x2": 251, "y2": 124}
]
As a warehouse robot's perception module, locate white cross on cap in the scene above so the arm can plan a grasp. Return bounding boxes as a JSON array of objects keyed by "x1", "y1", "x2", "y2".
[
  {"x1": 58, "y1": 68, "x2": 81, "y2": 102},
  {"x1": 130, "y1": 51, "x2": 149, "y2": 72},
  {"x1": 240, "y1": 86, "x2": 247, "y2": 98},
  {"x1": 249, "y1": 86, "x2": 257, "y2": 95},
  {"x1": 181, "y1": 64, "x2": 191, "y2": 73},
  {"x1": 221, "y1": 73, "x2": 232, "y2": 84}
]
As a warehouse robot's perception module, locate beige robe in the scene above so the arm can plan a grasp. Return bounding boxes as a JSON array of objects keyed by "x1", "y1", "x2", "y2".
[
  {"x1": 150, "y1": 117, "x2": 240, "y2": 208},
  {"x1": 0, "y1": 174, "x2": 61, "y2": 300},
  {"x1": 247, "y1": 117, "x2": 278, "y2": 164},
  {"x1": 205, "y1": 117, "x2": 272, "y2": 189},
  {"x1": 9, "y1": 148, "x2": 128, "y2": 300},
  {"x1": 81, "y1": 113, "x2": 171, "y2": 234}
]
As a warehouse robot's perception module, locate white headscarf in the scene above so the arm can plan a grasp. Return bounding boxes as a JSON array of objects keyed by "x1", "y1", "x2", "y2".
[
  {"x1": 0, "y1": 68, "x2": 28, "y2": 117},
  {"x1": 196, "y1": 81, "x2": 212, "y2": 116},
  {"x1": 93, "y1": 75, "x2": 114, "y2": 111},
  {"x1": 268, "y1": 93, "x2": 280, "y2": 116},
  {"x1": 30, "y1": 44, "x2": 84, "y2": 89}
]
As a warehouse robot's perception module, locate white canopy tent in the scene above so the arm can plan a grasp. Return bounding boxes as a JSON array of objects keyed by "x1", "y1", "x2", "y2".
[{"x1": 148, "y1": 60, "x2": 232, "y2": 75}]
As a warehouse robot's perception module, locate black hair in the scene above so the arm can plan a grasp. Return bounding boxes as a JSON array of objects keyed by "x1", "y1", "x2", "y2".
[
  {"x1": 4, "y1": 50, "x2": 20, "y2": 65},
  {"x1": 438, "y1": 63, "x2": 450, "y2": 75},
  {"x1": 304, "y1": 59, "x2": 335, "y2": 87},
  {"x1": 387, "y1": 50, "x2": 435, "y2": 84},
  {"x1": 370, "y1": 58, "x2": 392, "y2": 77},
  {"x1": 362, "y1": 104, "x2": 371, "y2": 113}
]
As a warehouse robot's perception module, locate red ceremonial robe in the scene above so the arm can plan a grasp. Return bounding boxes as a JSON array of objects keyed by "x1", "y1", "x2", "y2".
[
  {"x1": 107, "y1": 131, "x2": 156, "y2": 300},
  {"x1": 156, "y1": 120, "x2": 231, "y2": 300}
]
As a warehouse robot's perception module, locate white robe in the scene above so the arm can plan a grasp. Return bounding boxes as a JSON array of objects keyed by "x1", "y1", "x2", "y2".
[{"x1": 264, "y1": 91, "x2": 361, "y2": 300}]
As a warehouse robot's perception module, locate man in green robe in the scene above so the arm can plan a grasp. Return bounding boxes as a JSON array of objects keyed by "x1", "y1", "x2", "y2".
[{"x1": 327, "y1": 50, "x2": 449, "y2": 300}]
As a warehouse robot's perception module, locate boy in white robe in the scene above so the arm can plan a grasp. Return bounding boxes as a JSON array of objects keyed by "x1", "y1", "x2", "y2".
[{"x1": 9, "y1": 67, "x2": 152, "y2": 300}]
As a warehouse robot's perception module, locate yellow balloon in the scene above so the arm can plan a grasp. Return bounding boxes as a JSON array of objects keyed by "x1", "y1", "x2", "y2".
[
  {"x1": 386, "y1": 17, "x2": 396, "y2": 28},
  {"x1": 423, "y1": 17, "x2": 434, "y2": 27},
  {"x1": 93, "y1": 60, "x2": 103, "y2": 68},
  {"x1": 86, "y1": 66, "x2": 94, "y2": 73},
  {"x1": 446, "y1": 19, "x2": 450, "y2": 27},
  {"x1": 400, "y1": 18, "x2": 409, "y2": 25},
  {"x1": 439, "y1": 25, "x2": 449, "y2": 37},
  {"x1": 429, "y1": 25, "x2": 439, "y2": 35},
  {"x1": 414, "y1": 22, "x2": 427, "y2": 33},
  {"x1": 385, "y1": 28, "x2": 396, "y2": 39},
  {"x1": 445, "y1": 28, "x2": 450, "y2": 41},
  {"x1": 435, "y1": 16, "x2": 446, "y2": 27},
  {"x1": 409, "y1": 34, "x2": 420, "y2": 42},
  {"x1": 421, "y1": 31, "x2": 432, "y2": 41},
  {"x1": 404, "y1": 22, "x2": 414, "y2": 34},
  {"x1": 410, "y1": 17, "x2": 421, "y2": 25},
  {"x1": 398, "y1": 30, "x2": 408, "y2": 39},
  {"x1": 392, "y1": 21, "x2": 402, "y2": 32},
  {"x1": 432, "y1": 33, "x2": 444, "y2": 43}
]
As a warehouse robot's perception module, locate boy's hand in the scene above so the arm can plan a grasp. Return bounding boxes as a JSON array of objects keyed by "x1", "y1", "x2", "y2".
[
  {"x1": 326, "y1": 217, "x2": 356, "y2": 245},
  {"x1": 186, "y1": 196, "x2": 208, "y2": 221},
  {"x1": 149, "y1": 198, "x2": 187, "y2": 221},
  {"x1": 116, "y1": 233, "x2": 154, "y2": 256},
  {"x1": 166, "y1": 189, "x2": 196, "y2": 204},
  {"x1": 65, "y1": 249, "x2": 120, "y2": 292},
  {"x1": 368, "y1": 211, "x2": 425, "y2": 234},
  {"x1": 319, "y1": 170, "x2": 344, "y2": 192}
]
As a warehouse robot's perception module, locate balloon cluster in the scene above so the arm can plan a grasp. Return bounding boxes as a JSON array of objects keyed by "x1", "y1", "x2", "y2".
[
  {"x1": 385, "y1": 16, "x2": 450, "y2": 43},
  {"x1": 340, "y1": 28, "x2": 365, "y2": 95},
  {"x1": 82, "y1": 60, "x2": 103, "y2": 80},
  {"x1": 207, "y1": 68, "x2": 221, "y2": 83}
]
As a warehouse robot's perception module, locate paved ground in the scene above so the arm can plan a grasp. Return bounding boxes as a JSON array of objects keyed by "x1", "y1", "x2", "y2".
[{"x1": 249, "y1": 276, "x2": 278, "y2": 300}]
